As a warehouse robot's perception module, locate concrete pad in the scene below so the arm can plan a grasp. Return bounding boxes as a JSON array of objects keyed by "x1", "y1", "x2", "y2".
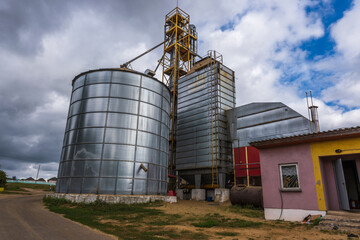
[
  {"x1": 47, "y1": 193, "x2": 177, "y2": 204},
  {"x1": 191, "y1": 189, "x2": 206, "y2": 201},
  {"x1": 214, "y1": 188, "x2": 230, "y2": 203},
  {"x1": 176, "y1": 189, "x2": 184, "y2": 200},
  {"x1": 264, "y1": 208, "x2": 325, "y2": 221}
]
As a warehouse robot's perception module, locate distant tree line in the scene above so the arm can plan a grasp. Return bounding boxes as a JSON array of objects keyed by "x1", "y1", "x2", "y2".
[{"x1": 0, "y1": 170, "x2": 6, "y2": 189}]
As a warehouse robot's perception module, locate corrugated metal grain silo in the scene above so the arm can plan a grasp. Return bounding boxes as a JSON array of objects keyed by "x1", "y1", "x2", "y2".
[
  {"x1": 56, "y1": 69, "x2": 170, "y2": 195},
  {"x1": 176, "y1": 53, "x2": 236, "y2": 189}
]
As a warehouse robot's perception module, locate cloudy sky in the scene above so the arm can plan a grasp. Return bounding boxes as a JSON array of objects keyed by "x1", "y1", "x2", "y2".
[{"x1": 1, "y1": 0, "x2": 359, "y2": 179}]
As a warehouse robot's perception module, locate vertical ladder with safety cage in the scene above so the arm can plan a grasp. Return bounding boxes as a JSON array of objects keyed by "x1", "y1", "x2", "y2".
[{"x1": 208, "y1": 51, "x2": 219, "y2": 187}]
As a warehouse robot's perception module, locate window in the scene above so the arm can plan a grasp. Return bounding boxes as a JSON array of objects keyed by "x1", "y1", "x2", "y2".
[{"x1": 280, "y1": 164, "x2": 300, "y2": 190}]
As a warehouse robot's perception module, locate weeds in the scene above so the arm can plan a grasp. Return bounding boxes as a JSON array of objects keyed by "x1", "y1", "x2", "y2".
[
  {"x1": 226, "y1": 204, "x2": 264, "y2": 219},
  {"x1": 42, "y1": 196, "x2": 344, "y2": 240},
  {"x1": 192, "y1": 213, "x2": 262, "y2": 228},
  {"x1": 43, "y1": 196, "x2": 204, "y2": 239},
  {"x1": 43, "y1": 196, "x2": 72, "y2": 206},
  {"x1": 320, "y1": 229, "x2": 348, "y2": 235},
  {"x1": 311, "y1": 217, "x2": 322, "y2": 227},
  {"x1": 216, "y1": 232, "x2": 238, "y2": 236}
]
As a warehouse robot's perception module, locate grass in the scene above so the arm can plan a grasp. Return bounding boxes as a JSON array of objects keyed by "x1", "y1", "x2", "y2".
[
  {"x1": 192, "y1": 213, "x2": 262, "y2": 228},
  {"x1": 288, "y1": 221, "x2": 302, "y2": 229},
  {"x1": 43, "y1": 196, "x2": 268, "y2": 240},
  {"x1": 0, "y1": 182, "x2": 54, "y2": 194},
  {"x1": 320, "y1": 229, "x2": 349, "y2": 235},
  {"x1": 148, "y1": 214, "x2": 181, "y2": 226},
  {"x1": 42, "y1": 196, "x2": 350, "y2": 240},
  {"x1": 226, "y1": 204, "x2": 264, "y2": 218},
  {"x1": 43, "y1": 196, "x2": 205, "y2": 240},
  {"x1": 180, "y1": 230, "x2": 208, "y2": 239},
  {"x1": 311, "y1": 217, "x2": 322, "y2": 226},
  {"x1": 216, "y1": 232, "x2": 238, "y2": 236}
]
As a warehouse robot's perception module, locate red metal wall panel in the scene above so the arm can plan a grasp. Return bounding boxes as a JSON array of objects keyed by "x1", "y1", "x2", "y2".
[{"x1": 234, "y1": 146, "x2": 261, "y2": 177}]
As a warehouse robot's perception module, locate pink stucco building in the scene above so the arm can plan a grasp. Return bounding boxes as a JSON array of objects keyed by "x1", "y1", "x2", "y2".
[{"x1": 251, "y1": 127, "x2": 360, "y2": 221}]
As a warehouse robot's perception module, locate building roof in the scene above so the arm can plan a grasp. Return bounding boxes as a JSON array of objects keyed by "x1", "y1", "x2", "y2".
[
  {"x1": 230, "y1": 102, "x2": 286, "y2": 117},
  {"x1": 250, "y1": 126, "x2": 360, "y2": 149},
  {"x1": 71, "y1": 68, "x2": 165, "y2": 88},
  {"x1": 226, "y1": 102, "x2": 314, "y2": 147}
]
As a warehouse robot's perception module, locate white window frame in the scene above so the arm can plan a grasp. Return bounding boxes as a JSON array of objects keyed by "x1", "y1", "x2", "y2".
[{"x1": 279, "y1": 163, "x2": 301, "y2": 191}]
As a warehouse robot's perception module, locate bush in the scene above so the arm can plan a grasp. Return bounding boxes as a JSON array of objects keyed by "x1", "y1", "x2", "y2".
[
  {"x1": 0, "y1": 170, "x2": 7, "y2": 189},
  {"x1": 43, "y1": 196, "x2": 72, "y2": 206}
]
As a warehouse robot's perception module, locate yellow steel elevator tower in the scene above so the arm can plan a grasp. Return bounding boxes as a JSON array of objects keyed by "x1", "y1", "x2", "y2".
[{"x1": 162, "y1": 7, "x2": 197, "y2": 190}]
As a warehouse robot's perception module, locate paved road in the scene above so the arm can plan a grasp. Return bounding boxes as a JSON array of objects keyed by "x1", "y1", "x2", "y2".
[{"x1": 0, "y1": 191, "x2": 115, "y2": 240}]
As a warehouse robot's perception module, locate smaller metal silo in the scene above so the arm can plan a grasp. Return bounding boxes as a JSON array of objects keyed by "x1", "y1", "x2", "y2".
[
  {"x1": 176, "y1": 52, "x2": 236, "y2": 189},
  {"x1": 56, "y1": 68, "x2": 170, "y2": 195}
]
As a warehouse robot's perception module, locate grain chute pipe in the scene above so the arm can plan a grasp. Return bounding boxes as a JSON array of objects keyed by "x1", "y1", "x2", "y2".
[{"x1": 120, "y1": 41, "x2": 165, "y2": 68}]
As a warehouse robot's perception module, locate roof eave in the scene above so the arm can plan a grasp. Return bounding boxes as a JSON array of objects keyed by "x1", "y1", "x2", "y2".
[{"x1": 250, "y1": 128, "x2": 360, "y2": 149}]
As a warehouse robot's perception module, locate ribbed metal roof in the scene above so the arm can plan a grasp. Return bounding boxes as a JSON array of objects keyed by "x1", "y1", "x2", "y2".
[
  {"x1": 226, "y1": 102, "x2": 314, "y2": 147},
  {"x1": 250, "y1": 126, "x2": 360, "y2": 149},
  {"x1": 71, "y1": 68, "x2": 166, "y2": 87}
]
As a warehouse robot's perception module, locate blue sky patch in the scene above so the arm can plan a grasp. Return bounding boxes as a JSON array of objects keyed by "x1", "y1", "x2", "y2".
[
  {"x1": 326, "y1": 100, "x2": 357, "y2": 112},
  {"x1": 276, "y1": 0, "x2": 355, "y2": 111},
  {"x1": 220, "y1": 20, "x2": 236, "y2": 31},
  {"x1": 300, "y1": 0, "x2": 353, "y2": 60},
  {"x1": 220, "y1": 12, "x2": 248, "y2": 31}
]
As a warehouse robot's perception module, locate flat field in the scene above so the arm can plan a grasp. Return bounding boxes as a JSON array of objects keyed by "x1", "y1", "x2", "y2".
[
  {"x1": 0, "y1": 182, "x2": 54, "y2": 194},
  {"x1": 43, "y1": 197, "x2": 353, "y2": 240}
]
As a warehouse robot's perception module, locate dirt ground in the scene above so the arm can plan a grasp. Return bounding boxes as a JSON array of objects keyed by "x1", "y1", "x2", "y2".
[
  {"x1": 0, "y1": 190, "x2": 115, "y2": 240},
  {"x1": 153, "y1": 200, "x2": 353, "y2": 240}
]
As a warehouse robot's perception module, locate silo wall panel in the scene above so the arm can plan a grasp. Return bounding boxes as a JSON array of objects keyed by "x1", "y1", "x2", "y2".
[
  {"x1": 56, "y1": 69, "x2": 170, "y2": 195},
  {"x1": 176, "y1": 62, "x2": 235, "y2": 177}
]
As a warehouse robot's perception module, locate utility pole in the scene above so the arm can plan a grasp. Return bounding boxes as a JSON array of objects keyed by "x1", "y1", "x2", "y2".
[{"x1": 35, "y1": 165, "x2": 41, "y2": 183}]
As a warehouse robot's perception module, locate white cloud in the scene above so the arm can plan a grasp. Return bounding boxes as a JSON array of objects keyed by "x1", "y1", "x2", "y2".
[
  {"x1": 2, "y1": 161, "x2": 59, "y2": 180},
  {"x1": 331, "y1": 0, "x2": 360, "y2": 61},
  {"x1": 322, "y1": 72, "x2": 360, "y2": 107},
  {"x1": 317, "y1": 101, "x2": 360, "y2": 129},
  {"x1": 193, "y1": 0, "x2": 359, "y2": 130},
  {"x1": 197, "y1": 1, "x2": 323, "y2": 111},
  {"x1": 317, "y1": 0, "x2": 360, "y2": 111}
]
